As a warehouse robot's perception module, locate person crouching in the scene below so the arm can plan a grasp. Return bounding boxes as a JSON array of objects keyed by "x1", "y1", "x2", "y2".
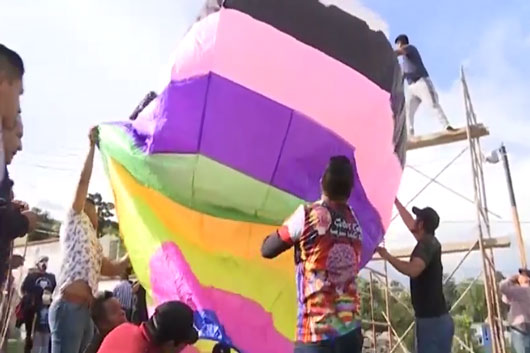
[{"x1": 96, "y1": 301, "x2": 198, "y2": 353}]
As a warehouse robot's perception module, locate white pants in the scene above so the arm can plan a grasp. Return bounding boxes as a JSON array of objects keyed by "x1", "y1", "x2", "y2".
[{"x1": 407, "y1": 76, "x2": 450, "y2": 135}]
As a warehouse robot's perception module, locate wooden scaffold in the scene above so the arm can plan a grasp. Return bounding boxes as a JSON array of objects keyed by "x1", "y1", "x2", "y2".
[{"x1": 361, "y1": 67, "x2": 515, "y2": 353}]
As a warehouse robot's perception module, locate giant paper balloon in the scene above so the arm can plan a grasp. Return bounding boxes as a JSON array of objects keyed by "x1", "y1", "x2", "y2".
[{"x1": 99, "y1": 1, "x2": 406, "y2": 352}]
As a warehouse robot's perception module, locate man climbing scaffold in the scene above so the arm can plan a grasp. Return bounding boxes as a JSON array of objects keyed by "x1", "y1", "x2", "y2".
[{"x1": 394, "y1": 34, "x2": 456, "y2": 137}]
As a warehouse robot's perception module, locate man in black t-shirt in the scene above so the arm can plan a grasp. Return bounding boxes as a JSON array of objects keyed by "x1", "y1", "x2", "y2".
[{"x1": 377, "y1": 199, "x2": 454, "y2": 353}]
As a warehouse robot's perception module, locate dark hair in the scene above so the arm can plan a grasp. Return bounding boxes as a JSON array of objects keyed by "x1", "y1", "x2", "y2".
[
  {"x1": 146, "y1": 301, "x2": 197, "y2": 346},
  {"x1": 322, "y1": 156, "x2": 354, "y2": 201},
  {"x1": 394, "y1": 34, "x2": 409, "y2": 45},
  {"x1": 0, "y1": 44, "x2": 24, "y2": 80},
  {"x1": 213, "y1": 343, "x2": 231, "y2": 353},
  {"x1": 91, "y1": 291, "x2": 114, "y2": 325}
]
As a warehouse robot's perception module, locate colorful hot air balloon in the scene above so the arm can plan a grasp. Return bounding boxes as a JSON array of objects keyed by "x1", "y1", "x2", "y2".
[{"x1": 98, "y1": 0, "x2": 406, "y2": 352}]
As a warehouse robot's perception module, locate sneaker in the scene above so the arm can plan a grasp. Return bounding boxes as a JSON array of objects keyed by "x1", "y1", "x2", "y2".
[{"x1": 446, "y1": 126, "x2": 457, "y2": 132}]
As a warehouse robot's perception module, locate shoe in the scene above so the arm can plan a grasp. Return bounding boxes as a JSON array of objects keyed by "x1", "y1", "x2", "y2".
[{"x1": 446, "y1": 126, "x2": 457, "y2": 132}]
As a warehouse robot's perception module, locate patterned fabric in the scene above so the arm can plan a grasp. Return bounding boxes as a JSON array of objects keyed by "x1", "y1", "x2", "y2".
[
  {"x1": 278, "y1": 200, "x2": 362, "y2": 343},
  {"x1": 55, "y1": 209, "x2": 103, "y2": 298}
]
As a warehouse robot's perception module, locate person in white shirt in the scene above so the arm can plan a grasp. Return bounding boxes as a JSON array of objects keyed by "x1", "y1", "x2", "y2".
[{"x1": 48, "y1": 127, "x2": 129, "y2": 353}]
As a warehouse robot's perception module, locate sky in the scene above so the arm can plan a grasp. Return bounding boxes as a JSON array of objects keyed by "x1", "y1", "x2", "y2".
[{"x1": 1, "y1": 0, "x2": 529, "y2": 281}]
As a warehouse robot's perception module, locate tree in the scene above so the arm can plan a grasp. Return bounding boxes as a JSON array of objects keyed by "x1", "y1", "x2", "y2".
[
  {"x1": 453, "y1": 313, "x2": 483, "y2": 353},
  {"x1": 88, "y1": 192, "x2": 119, "y2": 238},
  {"x1": 443, "y1": 274, "x2": 458, "y2": 309},
  {"x1": 360, "y1": 277, "x2": 415, "y2": 352},
  {"x1": 27, "y1": 207, "x2": 61, "y2": 241}
]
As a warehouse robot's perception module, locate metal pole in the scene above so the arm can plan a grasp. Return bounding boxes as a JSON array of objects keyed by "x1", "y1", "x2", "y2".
[
  {"x1": 383, "y1": 255, "x2": 393, "y2": 350},
  {"x1": 499, "y1": 144, "x2": 527, "y2": 268}
]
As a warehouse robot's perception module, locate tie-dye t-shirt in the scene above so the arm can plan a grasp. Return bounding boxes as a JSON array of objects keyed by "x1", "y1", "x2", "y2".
[{"x1": 278, "y1": 200, "x2": 362, "y2": 343}]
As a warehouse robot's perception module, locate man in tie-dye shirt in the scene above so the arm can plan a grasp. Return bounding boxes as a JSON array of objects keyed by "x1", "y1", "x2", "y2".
[{"x1": 261, "y1": 156, "x2": 363, "y2": 353}]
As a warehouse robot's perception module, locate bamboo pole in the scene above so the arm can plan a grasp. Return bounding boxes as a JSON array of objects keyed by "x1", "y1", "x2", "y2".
[{"x1": 369, "y1": 272, "x2": 376, "y2": 351}]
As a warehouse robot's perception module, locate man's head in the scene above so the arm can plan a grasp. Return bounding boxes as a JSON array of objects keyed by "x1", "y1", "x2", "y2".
[
  {"x1": 0, "y1": 44, "x2": 24, "y2": 129},
  {"x1": 146, "y1": 301, "x2": 198, "y2": 353},
  {"x1": 394, "y1": 34, "x2": 409, "y2": 49},
  {"x1": 518, "y1": 268, "x2": 530, "y2": 287},
  {"x1": 84, "y1": 197, "x2": 99, "y2": 230},
  {"x1": 36, "y1": 256, "x2": 49, "y2": 273},
  {"x1": 321, "y1": 156, "x2": 354, "y2": 202},
  {"x1": 3, "y1": 114, "x2": 23, "y2": 164},
  {"x1": 91, "y1": 291, "x2": 127, "y2": 335},
  {"x1": 411, "y1": 206, "x2": 440, "y2": 237}
]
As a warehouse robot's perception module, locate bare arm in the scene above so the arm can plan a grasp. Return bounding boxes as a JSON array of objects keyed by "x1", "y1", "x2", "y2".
[
  {"x1": 499, "y1": 276, "x2": 528, "y2": 302},
  {"x1": 377, "y1": 247, "x2": 426, "y2": 278},
  {"x1": 72, "y1": 128, "x2": 98, "y2": 213},
  {"x1": 395, "y1": 199, "x2": 416, "y2": 233},
  {"x1": 101, "y1": 255, "x2": 130, "y2": 277},
  {"x1": 377, "y1": 242, "x2": 430, "y2": 279},
  {"x1": 387, "y1": 254, "x2": 426, "y2": 278}
]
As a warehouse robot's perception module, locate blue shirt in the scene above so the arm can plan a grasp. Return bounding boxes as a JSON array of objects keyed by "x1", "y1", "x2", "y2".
[{"x1": 401, "y1": 45, "x2": 429, "y2": 84}]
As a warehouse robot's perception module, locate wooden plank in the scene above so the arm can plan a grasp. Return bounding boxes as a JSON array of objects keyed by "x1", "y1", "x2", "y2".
[
  {"x1": 407, "y1": 124, "x2": 489, "y2": 150},
  {"x1": 371, "y1": 236, "x2": 510, "y2": 261}
]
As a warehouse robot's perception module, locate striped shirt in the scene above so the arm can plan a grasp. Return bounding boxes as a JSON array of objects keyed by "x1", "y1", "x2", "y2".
[{"x1": 113, "y1": 280, "x2": 133, "y2": 310}]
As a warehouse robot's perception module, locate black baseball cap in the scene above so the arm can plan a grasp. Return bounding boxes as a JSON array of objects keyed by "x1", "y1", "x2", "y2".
[
  {"x1": 412, "y1": 206, "x2": 440, "y2": 233},
  {"x1": 150, "y1": 301, "x2": 198, "y2": 345},
  {"x1": 519, "y1": 268, "x2": 530, "y2": 277}
]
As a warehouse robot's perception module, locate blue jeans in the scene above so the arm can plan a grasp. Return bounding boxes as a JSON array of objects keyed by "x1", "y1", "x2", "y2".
[
  {"x1": 511, "y1": 329, "x2": 530, "y2": 353},
  {"x1": 294, "y1": 328, "x2": 363, "y2": 353},
  {"x1": 49, "y1": 299, "x2": 94, "y2": 353},
  {"x1": 415, "y1": 313, "x2": 454, "y2": 353}
]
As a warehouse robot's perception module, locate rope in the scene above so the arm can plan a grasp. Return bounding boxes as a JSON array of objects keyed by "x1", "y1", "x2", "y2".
[{"x1": 0, "y1": 236, "x2": 29, "y2": 348}]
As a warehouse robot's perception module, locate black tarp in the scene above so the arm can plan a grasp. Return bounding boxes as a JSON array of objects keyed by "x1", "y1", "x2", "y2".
[{"x1": 224, "y1": 0, "x2": 396, "y2": 94}]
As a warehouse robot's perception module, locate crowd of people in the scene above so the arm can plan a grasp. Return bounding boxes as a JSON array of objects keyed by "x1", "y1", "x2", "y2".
[
  {"x1": 0, "y1": 44, "x2": 206, "y2": 353},
  {"x1": 0, "y1": 31, "x2": 529, "y2": 353}
]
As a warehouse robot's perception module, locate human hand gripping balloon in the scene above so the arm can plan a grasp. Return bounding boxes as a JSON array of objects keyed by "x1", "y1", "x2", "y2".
[
  {"x1": 376, "y1": 246, "x2": 390, "y2": 260},
  {"x1": 89, "y1": 126, "x2": 99, "y2": 148}
]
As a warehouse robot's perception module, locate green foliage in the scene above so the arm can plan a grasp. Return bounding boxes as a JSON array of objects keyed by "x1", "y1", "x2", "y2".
[
  {"x1": 360, "y1": 273, "x2": 502, "y2": 353},
  {"x1": 27, "y1": 207, "x2": 60, "y2": 241},
  {"x1": 88, "y1": 192, "x2": 119, "y2": 238},
  {"x1": 27, "y1": 193, "x2": 119, "y2": 242}
]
